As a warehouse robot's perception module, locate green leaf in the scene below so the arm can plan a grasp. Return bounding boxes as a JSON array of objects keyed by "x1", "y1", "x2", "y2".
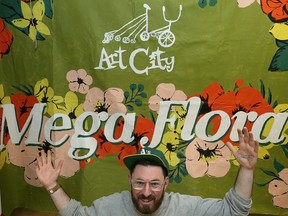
[
  {"x1": 198, "y1": 0, "x2": 207, "y2": 8},
  {"x1": 209, "y1": 0, "x2": 217, "y2": 6},
  {"x1": 174, "y1": 173, "x2": 182, "y2": 183},
  {"x1": 149, "y1": 111, "x2": 156, "y2": 124},
  {"x1": 43, "y1": 0, "x2": 53, "y2": 19},
  {"x1": 281, "y1": 144, "x2": 288, "y2": 159},
  {"x1": 272, "y1": 100, "x2": 278, "y2": 108},
  {"x1": 130, "y1": 84, "x2": 136, "y2": 91},
  {"x1": 138, "y1": 84, "x2": 144, "y2": 92},
  {"x1": 276, "y1": 39, "x2": 288, "y2": 47},
  {"x1": 177, "y1": 151, "x2": 186, "y2": 159},
  {"x1": 134, "y1": 99, "x2": 142, "y2": 106},
  {"x1": 260, "y1": 80, "x2": 265, "y2": 98},
  {"x1": 12, "y1": 84, "x2": 34, "y2": 95},
  {"x1": 127, "y1": 104, "x2": 134, "y2": 111},
  {"x1": 260, "y1": 168, "x2": 278, "y2": 178},
  {"x1": 124, "y1": 91, "x2": 130, "y2": 99},
  {"x1": 267, "y1": 88, "x2": 272, "y2": 105},
  {"x1": 274, "y1": 158, "x2": 285, "y2": 173},
  {"x1": 169, "y1": 175, "x2": 174, "y2": 183},
  {"x1": 255, "y1": 179, "x2": 274, "y2": 187},
  {"x1": 269, "y1": 46, "x2": 288, "y2": 71},
  {"x1": 0, "y1": 0, "x2": 22, "y2": 21},
  {"x1": 139, "y1": 92, "x2": 147, "y2": 98}
]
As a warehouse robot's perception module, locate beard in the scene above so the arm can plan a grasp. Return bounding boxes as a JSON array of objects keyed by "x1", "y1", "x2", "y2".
[{"x1": 131, "y1": 188, "x2": 165, "y2": 214}]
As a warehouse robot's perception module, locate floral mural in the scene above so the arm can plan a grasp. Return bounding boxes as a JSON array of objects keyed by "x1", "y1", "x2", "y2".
[{"x1": 0, "y1": 0, "x2": 288, "y2": 215}]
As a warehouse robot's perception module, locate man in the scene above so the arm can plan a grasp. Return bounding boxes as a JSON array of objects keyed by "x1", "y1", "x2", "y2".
[{"x1": 35, "y1": 127, "x2": 258, "y2": 215}]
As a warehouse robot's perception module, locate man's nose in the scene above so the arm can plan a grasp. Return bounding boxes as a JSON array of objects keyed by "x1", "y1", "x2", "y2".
[{"x1": 142, "y1": 182, "x2": 152, "y2": 196}]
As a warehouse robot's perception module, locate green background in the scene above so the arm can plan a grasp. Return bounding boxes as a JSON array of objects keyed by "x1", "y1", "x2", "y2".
[{"x1": 1, "y1": 0, "x2": 288, "y2": 215}]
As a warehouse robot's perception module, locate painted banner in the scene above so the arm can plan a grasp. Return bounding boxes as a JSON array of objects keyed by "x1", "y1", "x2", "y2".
[{"x1": 0, "y1": 0, "x2": 288, "y2": 215}]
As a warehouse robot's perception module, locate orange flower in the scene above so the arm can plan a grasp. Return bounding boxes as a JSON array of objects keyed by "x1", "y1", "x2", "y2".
[
  {"x1": 189, "y1": 82, "x2": 224, "y2": 117},
  {"x1": 0, "y1": 18, "x2": 13, "y2": 59},
  {"x1": 10, "y1": 93, "x2": 39, "y2": 129},
  {"x1": 211, "y1": 86, "x2": 274, "y2": 144},
  {"x1": 261, "y1": 0, "x2": 288, "y2": 22},
  {"x1": 95, "y1": 116, "x2": 154, "y2": 166}
]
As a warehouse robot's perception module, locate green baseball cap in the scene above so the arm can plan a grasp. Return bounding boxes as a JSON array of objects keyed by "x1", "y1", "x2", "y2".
[{"x1": 123, "y1": 147, "x2": 169, "y2": 174}]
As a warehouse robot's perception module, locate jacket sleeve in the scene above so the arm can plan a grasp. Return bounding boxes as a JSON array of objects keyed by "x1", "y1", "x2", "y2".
[
  {"x1": 195, "y1": 188, "x2": 252, "y2": 216},
  {"x1": 59, "y1": 199, "x2": 97, "y2": 216}
]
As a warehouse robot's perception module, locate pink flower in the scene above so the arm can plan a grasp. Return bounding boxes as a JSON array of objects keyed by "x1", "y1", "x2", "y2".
[
  {"x1": 148, "y1": 83, "x2": 187, "y2": 113},
  {"x1": 268, "y1": 168, "x2": 288, "y2": 208},
  {"x1": 6, "y1": 117, "x2": 80, "y2": 186},
  {"x1": 185, "y1": 138, "x2": 231, "y2": 178},
  {"x1": 83, "y1": 87, "x2": 127, "y2": 115},
  {"x1": 236, "y1": 0, "x2": 260, "y2": 8},
  {"x1": 66, "y1": 69, "x2": 93, "y2": 94}
]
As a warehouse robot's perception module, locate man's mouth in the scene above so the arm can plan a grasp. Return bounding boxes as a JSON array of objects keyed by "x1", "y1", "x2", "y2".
[{"x1": 139, "y1": 197, "x2": 154, "y2": 204}]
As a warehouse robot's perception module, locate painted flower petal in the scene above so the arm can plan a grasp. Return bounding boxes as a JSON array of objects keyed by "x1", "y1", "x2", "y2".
[
  {"x1": 279, "y1": 168, "x2": 288, "y2": 183},
  {"x1": 257, "y1": 146, "x2": 271, "y2": 159},
  {"x1": 24, "y1": 161, "x2": 42, "y2": 187},
  {"x1": 167, "y1": 151, "x2": 180, "y2": 166},
  {"x1": 65, "y1": 91, "x2": 78, "y2": 110},
  {"x1": 78, "y1": 84, "x2": 90, "y2": 94},
  {"x1": 219, "y1": 144, "x2": 232, "y2": 160},
  {"x1": 207, "y1": 158, "x2": 230, "y2": 177},
  {"x1": 268, "y1": 179, "x2": 288, "y2": 196},
  {"x1": 237, "y1": 0, "x2": 255, "y2": 8},
  {"x1": 108, "y1": 102, "x2": 127, "y2": 115},
  {"x1": 69, "y1": 82, "x2": 80, "y2": 92},
  {"x1": 0, "y1": 84, "x2": 4, "y2": 98},
  {"x1": 105, "y1": 88, "x2": 124, "y2": 103},
  {"x1": 185, "y1": 139, "x2": 200, "y2": 161},
  {"x1": 36, "y1": 21, "x2": 51, "y2": 35},
  {"x1": 33, "y1": 0, "x2": 45, "y2": 21},
  {"x1": 171, "y1": 90, "x2": 187, "y2": 101},
  {"x1": 186, "y1": 159, "x2": 208, "y2": 178},
  {"x1": 21, "y1": 1, "x2": 32, "y2": 19},
  {"x1": 0, "y1": 148, "x2": 9, "y2": 170},
  {"x1": 269, "y1": 23, "x2": 288, "y2": 41},
  {"x1": 156, "y1": 83, "x2": 176, "y2": 99},
  {"x1": 272, "y1": 193, "x2": 288, "y2": 208},
  {"x1": 66, "y1": 70, "x2": 78, "y2": 82},
  {"x1": 77, "y1": 69, "x2": 88, "y2": 78},
  {"x1": 12, "y1": 19, "x2": 30, "y2": 28},
  {"x1": 83, "y1": 75, "x2": 93, "y2": 85},
  {"x1": 86, "y1": 87, "x2": 105, "y2": 103},
  {"x1": 148, "y1": 95, "x2": 161, "y2": 111},
  {"x1": 28, "y1": 25, "x2": 37, "y2": 41}
]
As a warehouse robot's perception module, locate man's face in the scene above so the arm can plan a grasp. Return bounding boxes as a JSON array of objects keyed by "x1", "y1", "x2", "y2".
[{"x1": 129, "y1": 164, "x2": 168, "y2": 214}]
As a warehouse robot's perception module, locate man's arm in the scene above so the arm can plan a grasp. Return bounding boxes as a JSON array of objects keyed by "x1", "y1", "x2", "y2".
[
  {"x1": 226, "y1": 127, "x2": 259, "y2": 200},
  {"x1": 35, "y1": 150, "x2": 71, "y2": 211}
]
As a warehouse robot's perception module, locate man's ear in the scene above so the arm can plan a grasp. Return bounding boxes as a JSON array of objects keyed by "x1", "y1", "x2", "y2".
[
  {"x1": 164, "y1": 176, "x2": 169, "y2": 189},
  {"x1": 128, "y1": 174, "x2": 131, "y2": 185}
]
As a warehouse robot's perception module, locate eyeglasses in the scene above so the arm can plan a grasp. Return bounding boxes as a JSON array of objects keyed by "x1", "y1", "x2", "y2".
[{"x1": 130, "y1": 178, "x2": 165, "y2": 192}]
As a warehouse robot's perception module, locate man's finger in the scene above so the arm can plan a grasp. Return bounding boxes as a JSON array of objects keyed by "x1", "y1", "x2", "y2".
[
  {"x1": 36, "y1": 153, "x2": 43, "y2": 167},
  {"x1": 243, "y1": 127, "x2": 249, "y2": 144},
  {"x1": 56, "y1": 160, "x2": 64, "y2": 175},
  {"x1": 226, "y1": 141, "x2": 237, "y2": 155},
  {"x1": 47, "y1": 149, "x2": 52, "y2": 164},
  {"x1": 237, "y1": 128, "x2": 244, "y2": 144}
]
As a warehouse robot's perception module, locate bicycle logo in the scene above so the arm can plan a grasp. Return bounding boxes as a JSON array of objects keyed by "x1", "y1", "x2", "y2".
[{"x1": 102, "y1": 4, "x2": 182, "y2": 48}]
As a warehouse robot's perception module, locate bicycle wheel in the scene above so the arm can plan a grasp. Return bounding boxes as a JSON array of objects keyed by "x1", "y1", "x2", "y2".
[
  {"x1": 140, "y1": 31, "x2": 150, "y2": 41},
  {"x1": 158, "y1": 30, "x2": 175, "y2": 47}
]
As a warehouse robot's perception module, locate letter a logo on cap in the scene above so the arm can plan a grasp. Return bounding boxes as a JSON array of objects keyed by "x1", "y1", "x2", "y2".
[{"x1": 140, "y1": 148, "x2": 151, "y2": 154}]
